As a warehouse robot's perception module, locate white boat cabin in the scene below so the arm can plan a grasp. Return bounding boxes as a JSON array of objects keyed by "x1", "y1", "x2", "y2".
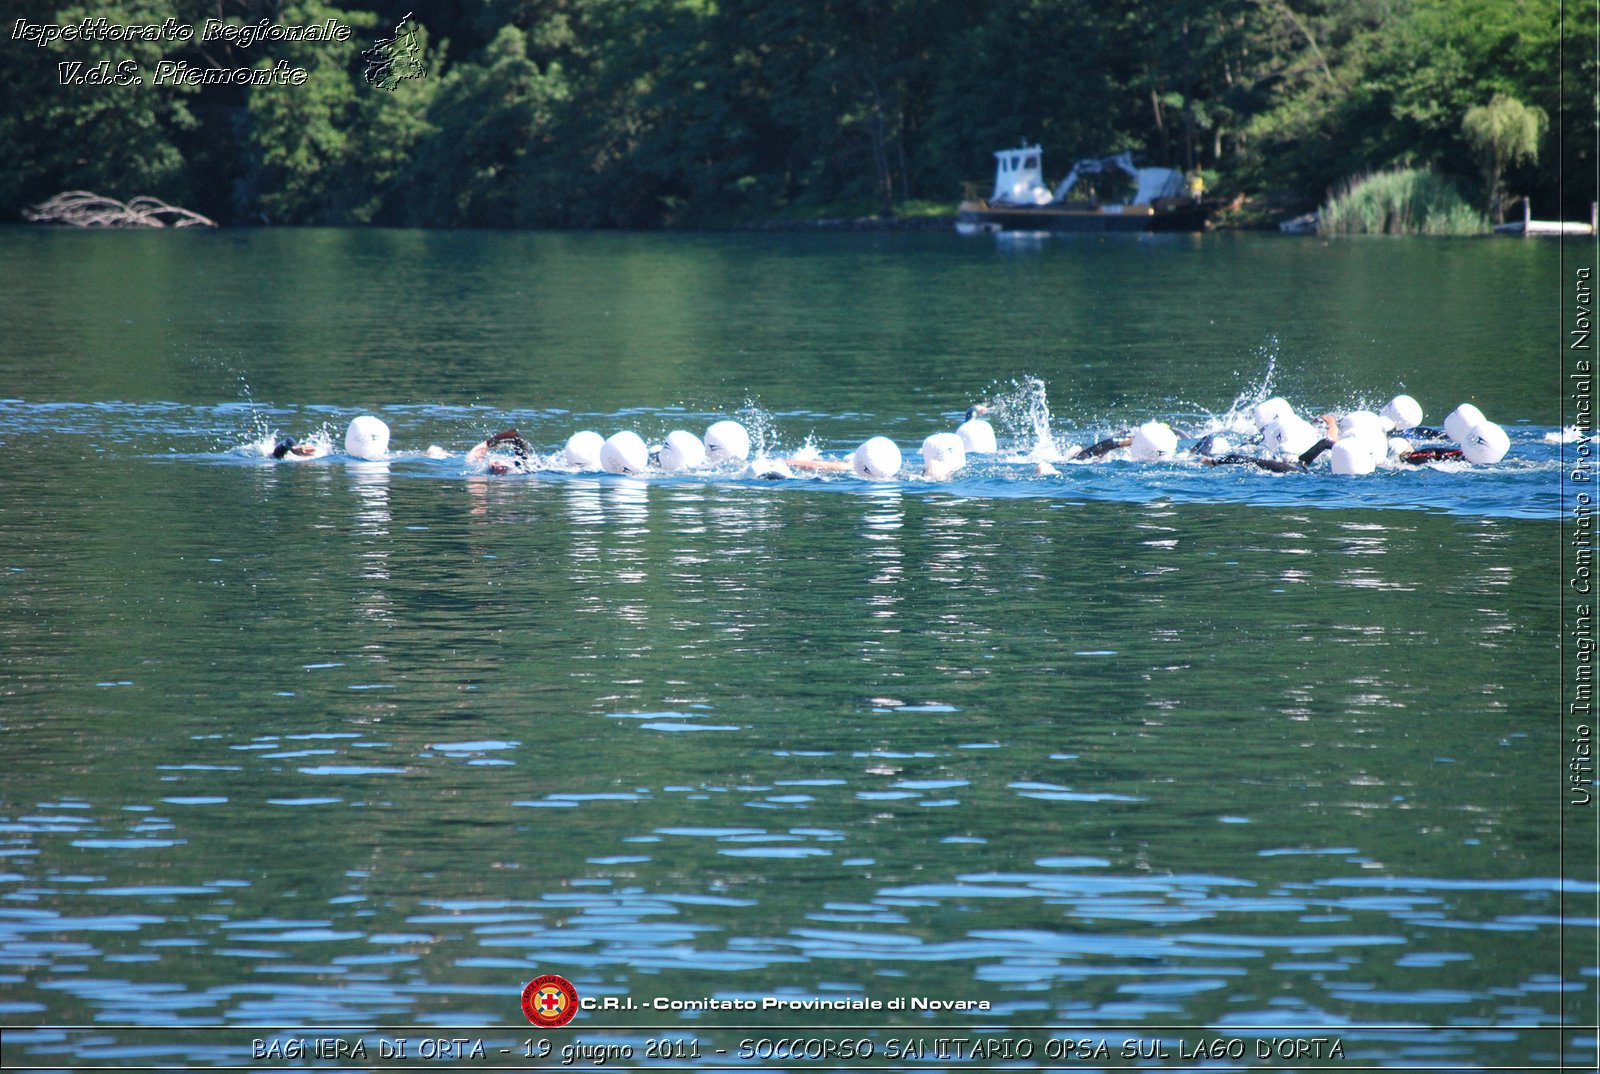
[{"x1": 990, "y1": 146, "x2": 1054, "y2": 205}]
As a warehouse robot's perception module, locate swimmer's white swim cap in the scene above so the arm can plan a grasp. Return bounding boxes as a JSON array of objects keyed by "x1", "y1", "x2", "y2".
[
  {"x1": 1387, "y1": 436, "x2": 1414, "y2": 459},
  {"x1": 1381, "y1": 394, "x2": 1423, "y2": 431},
  {"x1": 657, "y1": 429, "x2": 706, "y2": 471},
  {"x1": 704, "y1": 420, "x2": 751, "y2": 464},
  {"x1": 1129, "y1": 421, "x2": 1178, "y2": 460},
  {"x1": 345, "y1": 415, "x2": 390, "y2": 460},
  {"x1": 600, "y1": 431, "x2": 649, "y2": 475},
  {"x1": 1204, "y1": 434, "x2": 1232, "y2": 457},
  {"x1": 956, "y1": 415, "x2": 997, "y2": 455},
  {"x1": 852, "y1": 436, "x2": 902, "y2": 480},
  {"x1": 564, "y1": 430, "x2": 604, "y2": 470},
  {"x1": 1253, "y1": 397, "x2": 1295, "y2": 431},
  {"x1": 1339, "y1": 411, "x2": 1386, "y2": 439},
  {"x1": 921, "y1": 433, "x2": 967, "y2": 471},
  {"x1": 1330, "y1": 438, "x2": 1378, "y2": 475},
  {"x1": 1461, "y1": 420, "x2": 1510, "y2": 464},
  {"x1": 1443, "y1": 403, "x2": 1487, "y2": 443},
  {"x1": 1264, "y1": 416, "x2": 1319, "y2": 457},
  {"x1": 744, "y1": 459, "x2": 794, "y2": 480}
]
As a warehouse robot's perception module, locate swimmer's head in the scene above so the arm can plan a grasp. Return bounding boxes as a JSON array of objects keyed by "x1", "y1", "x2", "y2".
[
  {"x1": 852, "y1": 436, "x2": 902, "y2": 480},
  {"x1": 1330, "y1": 438, "x2": 1378, "y2": 475},
  {"x1": 1129, "y1": 421, "x2": 1178, "y2": 460},
  {"x1": 1461, "y1": 420, "x2": 1510, "y2": 464},
  {"x1": 1253, "y1": 397, "x2": 1295, "y2": 432},
  {"x1": 704, "y1": 420, "x2": 751, "y2": 464},
  {"x1": 956, "y1": 410, "x2": 997, "y2": 454},
  {"x1": 272, "y1": 436, "x2": 297, "y2": 460},
  {"x1": 657, "y1": 429, "x2": 707, "y2": 472},
  {"x1": 1443, "y1": 403, "x2": 1487, "y2": 443},
  {"x1": 965, "y1": 404, "x2": 990, "y2": 422},
  {"x1": 564, "y1": 430, "x2": 604, "y2": 470},
  {"x1": 1338, "y1": 411, "x2": 1386, "y2": 439},
  {"x1": 345, "y1": 415, "x2": 390, "y2": 460},
  {"x1": 1264, "y1": 415, "x2": 1319, "y2": 457},
  {"x1": 1201, "y1": 433, "x2": 1232, "y2": 457},
  {"x1": 1381, "y1": 394, "x2": 1423, "y2": 431},
  {"x1": 745, "y1": 459, "x2": 794, "y2": 480},
  {"x1": 599, "y1": 431, "x2": 649, "y2": 475},
  {"x1": 920, "y1": 433, "x2": 967, "y2": 479}
]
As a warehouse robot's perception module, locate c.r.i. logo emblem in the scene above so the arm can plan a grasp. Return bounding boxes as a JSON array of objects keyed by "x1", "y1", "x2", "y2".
[{"x1": 521, "y1": 974, "x2": 579, "y2": 1028}]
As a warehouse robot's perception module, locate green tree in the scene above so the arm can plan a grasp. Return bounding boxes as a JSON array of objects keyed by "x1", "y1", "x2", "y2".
[
  {"x1": 0, "y1": 1, "x2": 200, "y2": 217},
  {"x1": 1462, "y1": 93, "x2": 1547, "y2": 223},
  {"x1": 238, "y1": 2, "x2": 436, "y2": 224}
]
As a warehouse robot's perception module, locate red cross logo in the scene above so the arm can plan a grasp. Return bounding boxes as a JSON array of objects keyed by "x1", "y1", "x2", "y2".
[{"x1": 521, "y1": 974, "x2": 578, "y2": 1028}]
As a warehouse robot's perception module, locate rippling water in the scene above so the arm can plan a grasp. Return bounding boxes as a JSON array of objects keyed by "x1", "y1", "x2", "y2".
[{"x1": 0, "y1": 228, "x2": 1591, "y2": 1070}]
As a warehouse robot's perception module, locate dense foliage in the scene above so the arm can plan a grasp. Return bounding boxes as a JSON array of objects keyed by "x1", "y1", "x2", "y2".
[{"x1": 5, "y1": 0, "x2": 1592, "y2": 227}]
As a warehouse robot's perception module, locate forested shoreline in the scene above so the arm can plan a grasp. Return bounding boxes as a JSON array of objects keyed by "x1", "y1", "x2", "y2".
[{"x1": 3, "y1": 0, "x2": 1591, "y2": 229}]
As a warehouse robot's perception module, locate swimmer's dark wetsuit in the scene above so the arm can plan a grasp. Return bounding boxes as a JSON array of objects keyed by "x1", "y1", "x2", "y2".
[
  {"x1": 1399, "y1": 447, "x2": 1464, "y2": 464},
  {"x1": 1075, "y1": 436, "x2": 1132, "y2": 459},
  {"x1": 1202, "y1": 438, "x2": 1335, "y2": 473}
]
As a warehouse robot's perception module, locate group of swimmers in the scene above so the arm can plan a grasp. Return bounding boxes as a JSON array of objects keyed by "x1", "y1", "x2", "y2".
[{"x1": 262, "y1": 393, "x2": 1511, "y2": 481}]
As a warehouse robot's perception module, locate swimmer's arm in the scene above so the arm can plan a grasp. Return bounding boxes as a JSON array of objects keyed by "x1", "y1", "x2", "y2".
[
  {"x1": 1073, "y1": 436, "x2": 1132, "y2": 460},
  {"x1": 787, "y1": 456, "x2": 852, "y2": 473},
  {"x1": 1298, "y1": 438, "x2": 1335, "y2": 465}
]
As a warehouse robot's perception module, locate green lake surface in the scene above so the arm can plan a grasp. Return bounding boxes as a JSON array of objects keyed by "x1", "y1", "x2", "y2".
[{"x1": 0, "y1": 227, "x2": 1592, "y2": 1069}]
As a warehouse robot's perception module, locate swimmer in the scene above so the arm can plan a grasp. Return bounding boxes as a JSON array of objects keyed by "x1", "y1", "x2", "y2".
[
  {"x1": 784, "y1": 437, "x2": 903, "y2": 480},
  {"x1": 1200, "y1": 414, "x2": 1338, "y2": 473},
  {"x1": 956, "y1": 405, "x2": 998, "y2": 454},
  {"x1": 467, "y1": 427, "x2": 537, "y2": 475},
  {"x1": 1068, "y1": 421, "x2": 1179, "y2": 461},
  {"x1": 270, "y1": 435, "x2": 328, "y2": 460}
]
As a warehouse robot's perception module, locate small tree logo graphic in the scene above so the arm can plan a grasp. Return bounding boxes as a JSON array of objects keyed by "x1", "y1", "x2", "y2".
[{"x1": 362, "y1": 12, "x2": 426, "y2": 91}]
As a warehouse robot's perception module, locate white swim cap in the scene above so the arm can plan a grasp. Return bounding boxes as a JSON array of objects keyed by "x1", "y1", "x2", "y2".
[
  {"x1": 1386, "y1": 436, "x2": 1413, "y2": 459},
  {"x1": 956, "y1": 415, "x2": 997, "y2": 455},
  {"x1": 744, "y1": 459, "x2": 794, "y2": 480},
  {"x1": 852, "y1": 436, "x2": 902, "y2": 480},
  {"x1": 921, "y1": 433, "x2": 967, "y2": 471},
  {"x1": 1264, "y1": 416, "x2": 1319, "y2": 457},
  {"x1": 1129, "y1": 421, "x2": 1178, "y2": 460},
  {"x1": 1253, "y1": 397, "x2": 1295, "y2": 432},
  {"x1": 657, "y1": 429, "x2": 706, "y2": 471},
  {"x1": 1339, "y1": 411, "x2": 1386, "y2": 439},
  {"x1": 564, "y1": 430, "x2": 604, "y2": 470},
  {"x1": 345, "y1": 415, "x2": 390, "y2": 460},
  {"x1": 1381, "y1": 394, "x2": 1423, "y2": 431},
  {"x1": 599, "y1": 431, "x2": 649, "y2": 475},
  {"x1": 704, "y1": 420, "x2": 751, "y2": 464},
  {"x1": 1461, "y1": 421, "x2": 1510, "y2": 464},
  {"x1": 1443, "y1": 403, "x2": 1487, "y2": 443},
  {"x1": 1203, "y1": 434, "x2": 1232, "y2": 457},
  {"x1": 1330, "y1": 438, "x2": 1378, "y2": 475}
]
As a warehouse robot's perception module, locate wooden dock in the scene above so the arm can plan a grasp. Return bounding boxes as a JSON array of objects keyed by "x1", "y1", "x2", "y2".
[{"x1": 1493, "y1": 198, "x2": 1596, "y2": 237}]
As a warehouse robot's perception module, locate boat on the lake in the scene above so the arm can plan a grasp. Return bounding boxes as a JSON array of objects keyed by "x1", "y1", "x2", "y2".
[{"x1": 956, "y1": 145, "x2": 1211, "y2": 234}]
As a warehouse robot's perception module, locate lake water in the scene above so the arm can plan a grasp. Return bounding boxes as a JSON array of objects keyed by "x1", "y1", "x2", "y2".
[{"x1": 0, "y1": 227, "x2": 1592, "y2": 1070}]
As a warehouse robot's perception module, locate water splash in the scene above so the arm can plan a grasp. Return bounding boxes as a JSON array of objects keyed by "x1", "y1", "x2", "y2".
[
  {"x1": 987, "y1": 376, "x2": 1068, "y2": 461},
  {"x1": 736, "y1": 398, "x2": 782, "y2": 459}
]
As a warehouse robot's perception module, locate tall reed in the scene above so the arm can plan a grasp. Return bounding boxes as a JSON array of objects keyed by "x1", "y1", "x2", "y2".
[{"x1": 1319, "y1": 169, "x2": 1488, "y2": 235}]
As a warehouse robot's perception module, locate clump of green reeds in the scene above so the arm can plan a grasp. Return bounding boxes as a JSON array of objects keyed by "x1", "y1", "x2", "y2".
[{"x1": 1319, "y1": 168, "x2": 1488, "y2": 236}]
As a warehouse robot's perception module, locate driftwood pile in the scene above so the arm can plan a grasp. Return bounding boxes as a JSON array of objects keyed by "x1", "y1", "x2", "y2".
[{"x1": 24, "y1": 191, "x2": 217, "y2": 228}]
